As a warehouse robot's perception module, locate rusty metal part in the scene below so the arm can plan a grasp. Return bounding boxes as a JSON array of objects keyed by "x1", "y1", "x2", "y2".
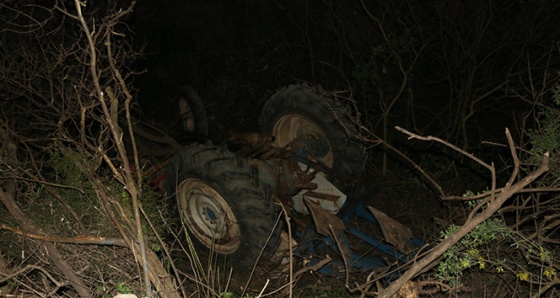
[
  {"x1": 368, "y1": 206, "x2": 414, "y2": 252},
  {"x1": 228, "y1": 132, "x2": 275, "y2": 146},
  {"x1": 303, "y1": 197, "x2": 345, "y2": 236},
  {"x1": 227, "y1": 132, "x2": 293, "y2": 160},
  {"x1": 304, "y1": 197, "x2": 352, "y2": 274}
]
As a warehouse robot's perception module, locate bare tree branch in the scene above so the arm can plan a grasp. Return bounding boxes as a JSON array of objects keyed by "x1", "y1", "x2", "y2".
[{"x1": 377, "y1": 128, "x2": 549, "y2": 298}]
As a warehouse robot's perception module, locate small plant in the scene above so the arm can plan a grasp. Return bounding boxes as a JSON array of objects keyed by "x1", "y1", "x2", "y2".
[
  {"x1": 116, "y1": 282, "x2": 134, "y2": 294},
  {"x1": 435, "y1": 205, "x2": 514, "y2": 288},
  {"x1": 436, "y1": 193, "x2": 559, "y2": 295},
  {"x1": 219, "y1": 292, "x2": 247, "y2": 298},
  {"x1": 219, "y1": 293, "x2": 253, "y2": 298},
  {"x1": 219, "y1": 292, "x2": 234, "y2": 298},
  {"x1": 526, "y1": 84, "x2": 560, "y2": 185}
]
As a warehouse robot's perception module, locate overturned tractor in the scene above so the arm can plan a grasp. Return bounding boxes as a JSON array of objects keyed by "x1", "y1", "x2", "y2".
[{"x1": 151, "y1": 83, "x2": 422, "y2": 279}]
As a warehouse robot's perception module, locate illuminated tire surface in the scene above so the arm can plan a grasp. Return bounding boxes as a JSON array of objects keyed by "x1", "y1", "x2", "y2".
[
  {"x1": 260, "y1": 83, "x2": 368, "y2": 192},
  {"x1": 165, "y1": 143, "x2": 282, "y2": 267},
  {"x1": 175, "y1": 85, "x2": 208, "y2": 136}
]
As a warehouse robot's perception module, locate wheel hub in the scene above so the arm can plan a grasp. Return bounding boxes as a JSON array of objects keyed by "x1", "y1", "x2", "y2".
[
  {"x1": 177, "y1": 179, "x2": 240, "y2": 254},
  {"x1": 273, "y1": 114, "x2": 334, "y2": 167}
]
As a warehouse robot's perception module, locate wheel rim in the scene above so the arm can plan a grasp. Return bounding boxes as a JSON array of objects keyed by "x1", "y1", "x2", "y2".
[
  {"x1": 176, "y1": 179, "x2": 240, "y2": 254},
  {"x1": 272, "y1": 114, "x2": 334, "y2": 168}
]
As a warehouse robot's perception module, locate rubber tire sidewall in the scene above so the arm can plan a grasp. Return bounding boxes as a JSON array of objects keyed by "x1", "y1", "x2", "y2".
[
  {"x1": 164, "y1": 143, "x2": 282, "y2": 269},
  {"x1": 260, "y1": 84, "x2": 368, "y2": 192},
  {"x1": 175, "y1": 85, "x2": 209, "y2": 136}
]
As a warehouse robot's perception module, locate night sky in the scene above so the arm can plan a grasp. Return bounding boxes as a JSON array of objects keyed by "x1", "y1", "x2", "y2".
[
  {"x1": 129, "y1": 0, "x2": 560, "y2": 151},
  {"x1": 1, "y1": 0, "x2": 559, "y2": 159}
]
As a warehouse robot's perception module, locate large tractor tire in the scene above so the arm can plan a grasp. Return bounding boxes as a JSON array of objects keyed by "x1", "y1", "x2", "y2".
[
  {"x1": 175, "y1": 85, "x2": 209, "y2": 136},
  {"x1": 129, "y1": 85, "x2": 208, "y2": 158},
  {"x1": 164, "y1": 143, "x2": 282, "y2": 269},
  {"x1": 260, "y1": 84, "x2": 368, "y2": 192}
]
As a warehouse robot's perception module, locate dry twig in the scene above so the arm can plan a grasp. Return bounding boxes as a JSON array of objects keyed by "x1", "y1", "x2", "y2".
[{"x1": 376, "y1": 127, "x2": 549, "y2": 298}]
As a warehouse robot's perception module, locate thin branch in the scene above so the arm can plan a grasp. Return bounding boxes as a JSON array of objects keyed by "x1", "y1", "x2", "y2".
[
  {"x1": 377, "y1": 128, "x2": 549, "y2": 298},
  {"x1": 395, "y1": 126, "x2": 493, "y2": 172},
  {"x1": 444, "y1": 186, "x2": 560, "y2": 201},
  {"x1": 0, "y1": 223, "x2": 127, "y2": 247},
  {"x1": 0, "y1": 264, "x2": 63, "y2": 287}
]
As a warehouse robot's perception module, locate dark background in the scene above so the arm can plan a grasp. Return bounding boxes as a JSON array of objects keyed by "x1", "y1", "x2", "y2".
[
  {"x1": 130, "y1": 0, "x2": 560, "y2": 156},
  {"x1": 0, "y1": 2, "x2": 559, "y2": 295}
]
